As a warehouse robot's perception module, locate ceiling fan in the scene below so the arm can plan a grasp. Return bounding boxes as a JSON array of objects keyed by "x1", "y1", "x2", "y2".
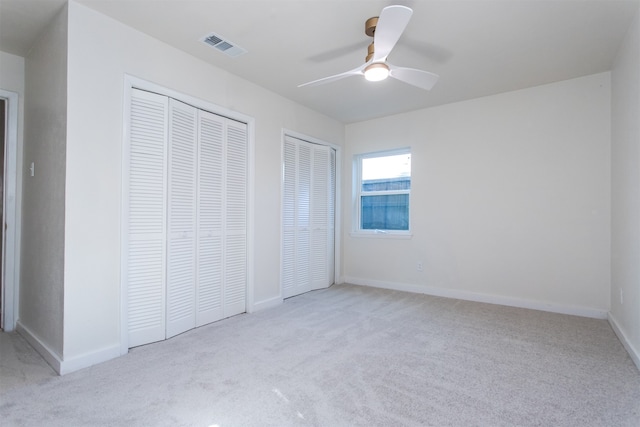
[{"x1": 298, "y1": 5, "x2": 439, "y2": 90}]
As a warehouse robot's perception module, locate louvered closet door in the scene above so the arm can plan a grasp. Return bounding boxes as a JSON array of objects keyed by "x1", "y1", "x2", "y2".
[
  {"x1": 282, "y1": 137, "x2": 335, "y2": 298},
  {"x1": 196, "y1": 110, "x2": 224, "y2": 326},
  {"x1": 296, "y1": 142, "x2": 312, "y2": 296},
  {"x1": 126, "y1": 89, "x2": 248, "y2": 347},
  {"x1": 126, "y1": 89, "x2": 168, "y2": 347},
  {"x1": 310, "y1": 144, "x2": 332, "y2": 290},
  {"x1": 328, "y1": 149, "x2": 336, "y2": 283},
  {"x1": 282, "y1": 138, "x2": 312, "y2": 298},
  {"x1": 282, "y1": 139, "x2": 296, "y2": 297},
  {"x1": 224, "y1": 120, "x2": 248, "y2": 316},
  {"x1": 166, "y1": 99, "x2": 198, "y2": 338}
]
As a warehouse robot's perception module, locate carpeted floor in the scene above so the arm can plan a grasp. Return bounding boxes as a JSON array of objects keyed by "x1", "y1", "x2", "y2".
[{"x1": 1, "y1": 283, "x2": 639, "y2": 426}]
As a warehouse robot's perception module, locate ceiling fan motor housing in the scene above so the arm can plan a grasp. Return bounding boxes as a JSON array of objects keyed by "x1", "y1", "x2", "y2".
[
  {"x1": 365, "y1": 16, "x2": 379, "y2": 37},
  {"x1": 365, "y1": 16, "x2": 378, "y2": 61}
]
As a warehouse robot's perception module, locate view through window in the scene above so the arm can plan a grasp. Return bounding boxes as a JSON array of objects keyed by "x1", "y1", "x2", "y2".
[{"x1": 357, "y1": 149, "x2": 411, "y2": 231}]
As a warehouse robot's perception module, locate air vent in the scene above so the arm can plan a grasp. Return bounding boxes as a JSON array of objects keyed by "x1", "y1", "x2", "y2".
[{"x1": 201, "y1": 32, "x2": 247, "y2": 58}]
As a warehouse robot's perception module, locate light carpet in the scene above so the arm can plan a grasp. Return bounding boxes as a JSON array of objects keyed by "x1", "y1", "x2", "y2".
[{"x1": 1, "y1": 283, "x2": 639, "y2": 426}]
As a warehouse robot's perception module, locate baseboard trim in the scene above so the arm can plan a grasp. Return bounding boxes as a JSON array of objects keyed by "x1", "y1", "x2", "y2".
[
  {"x1": 608, "y1": 313, "x2": 640, "y2": 371},
  {"x1": 58, "y1": 344, "x2": 122, "y2": 375},
  {"x1": 344, "y1": 277, "x2": 608, "y2": 319},
  {"x1": 16, "y1": 321, "x2": 63, "y2": 375},
  {"x1": 17, "y1": 320, "x2": 123, "y2": 375},
  {"x1": 250, "y1": 295, "x2": 282, "y2": 312}
]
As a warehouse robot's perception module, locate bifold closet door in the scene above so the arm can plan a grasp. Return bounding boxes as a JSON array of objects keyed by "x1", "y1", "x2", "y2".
[
  {"x1": 196, "y1": 112, "x2": 247, "y2": 322},
  {"x1": 282, "y1": 139, "x2": 297, "y2": 297},
  {"x1": 166, "y1": 99, "x2": 198, "y2": 339},
  {"x1": 282, "y1": 138, "x2": 310, "y2": 298},
  {"x1": 310, "y1": 146, "x2": 332, "y2": 290},
  {"x1": 282, "y1": 137, "x2": 334, "y2": 299},
  {"x1": 328, "y1": 149, "x2": 336, "y2": 285},
  {"x1": 223, "y1": 120, "x2": 248, "y2": 317},
  {"x1": 196, "y1": 110, "x2": 224, "y2": 326},
  {"x1": 126, "y1": 89, "x2": 169, "y2": 348},
  {"x1": 126, "y1": 89, "x2": 248, "y2": 348}
]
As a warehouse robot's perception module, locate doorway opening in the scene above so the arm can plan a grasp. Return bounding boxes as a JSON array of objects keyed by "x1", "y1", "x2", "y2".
[{"x1": 1, "y1": 89, "x2": 19, "y2": 332}]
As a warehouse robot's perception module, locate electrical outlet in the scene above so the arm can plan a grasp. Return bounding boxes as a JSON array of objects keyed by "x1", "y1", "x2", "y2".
[{"x1": 417, "y1": 262, "x2": 424, "y2": 272}]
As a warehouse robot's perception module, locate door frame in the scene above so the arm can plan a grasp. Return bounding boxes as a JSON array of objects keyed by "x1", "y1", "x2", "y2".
[
  {"x1": 280, "y1": 129, "x2": 342, "y2": 299},
  {"x1": 1, "y1": 89, "x2": 19, "y2": 331}
]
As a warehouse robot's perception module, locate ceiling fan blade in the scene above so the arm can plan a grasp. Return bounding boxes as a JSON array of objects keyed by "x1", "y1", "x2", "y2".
[
  {"x1": 388, "y1": 64, "x2": 439, "y2": 90},
  {"x1": 298, "y1": 63, "x2": 366, "y2": 88},
  {"x1": 372, "y1": 5, "x2": 413, "y2": 62}
]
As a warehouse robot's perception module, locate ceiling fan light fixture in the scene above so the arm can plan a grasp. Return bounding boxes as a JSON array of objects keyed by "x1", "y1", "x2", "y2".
[
  {"x1": 298, "y1": 5, "x2": 438, "y2": 91},
  {"x1": 364, "y1": 63, "x2": 390, "y2": 82}
]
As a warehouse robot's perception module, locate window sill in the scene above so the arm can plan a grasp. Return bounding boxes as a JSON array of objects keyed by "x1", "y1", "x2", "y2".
[{"x1": 349, "y1": 230, "x2": 413, "y2": 239}]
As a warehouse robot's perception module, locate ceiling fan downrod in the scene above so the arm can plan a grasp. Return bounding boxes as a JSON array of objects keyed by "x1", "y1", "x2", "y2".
[{"x1": 365, "y1": 16, "x2": 378, "y2": 62}]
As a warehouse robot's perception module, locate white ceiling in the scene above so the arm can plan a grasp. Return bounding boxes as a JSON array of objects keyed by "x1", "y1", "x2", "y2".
[{"x1": 1, "y1": 0, "x2": 638, "y2": 123}]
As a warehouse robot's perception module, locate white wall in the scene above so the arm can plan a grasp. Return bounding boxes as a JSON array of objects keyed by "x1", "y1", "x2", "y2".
[
  {"x1": 0, "y1": 50, "x2": 25, "y2": 331},
  {"x1": 611, "y1": 6, "x2": 640, "y2": 368},
  {"x1": 19, "y1": 6, "x2": 68, "y2": 358},
  {"x1": 0, "y1": 51, "x2": 25, "y2": 97},
  {"x1": 344, "y1": 73, "x2": 611, "y2": 317},
  {"x1": 61, "y1": 1, "x2": 343, "y2": 368}
]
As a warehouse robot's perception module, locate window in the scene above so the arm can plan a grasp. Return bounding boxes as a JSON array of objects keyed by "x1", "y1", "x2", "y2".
[{"x1": 353, "y1": 148, "x2": 411, "y2": 236}]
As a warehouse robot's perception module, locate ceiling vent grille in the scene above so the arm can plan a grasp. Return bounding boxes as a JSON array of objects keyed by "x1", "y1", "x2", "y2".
[{"x1": 201, "y1": 32, "x2": 247, "y2": 58}]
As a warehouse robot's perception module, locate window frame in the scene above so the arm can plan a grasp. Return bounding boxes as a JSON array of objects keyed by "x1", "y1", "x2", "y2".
[{"x1": 351, "y1": 147, "x2": 412, "y2": 239}]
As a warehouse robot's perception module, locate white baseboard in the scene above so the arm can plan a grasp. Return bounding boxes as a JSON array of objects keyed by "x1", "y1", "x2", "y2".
[
  {"x1": 16, "y1": 321, "x2": 63, "y2": 374},
  {"x1": 608, "y1": 313, "x2": 640, "y2": 371},
  {"x1": 17, "y1": 320, "x2": 122, "y2": 375},
  {"x1": 58, "y1": 344, "x2": 122, "y2": 375},
  {"x1": 250, "y1": 295, "x2": 282, "y2": 312},
  {"x1": 343, "y1": 277, "x2": 608, "y2": 319}
]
